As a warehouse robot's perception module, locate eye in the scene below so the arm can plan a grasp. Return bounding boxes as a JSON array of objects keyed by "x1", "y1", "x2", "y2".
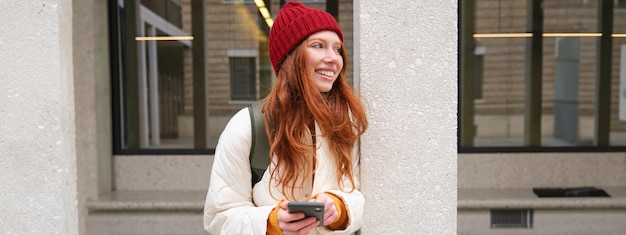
[
  {"x1": 311, "y1": 42, "x2": 323, "y2": 49},
  {"x1": 335, "y1": 47, "x2": 343, "y2": 54}
]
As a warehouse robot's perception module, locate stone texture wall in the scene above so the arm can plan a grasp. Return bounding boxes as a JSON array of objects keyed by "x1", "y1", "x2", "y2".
[
  {"x1": 357, "y1": 0, "x2": 458, "y2": 234},
  {"x1": 0, "y1": 0, "x2": 78, "y2": 234}
]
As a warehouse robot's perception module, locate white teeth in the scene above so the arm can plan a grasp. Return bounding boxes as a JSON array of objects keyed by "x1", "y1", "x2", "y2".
[{"x1": 316, "y1": 70, "x2": 335, "y2": 77}]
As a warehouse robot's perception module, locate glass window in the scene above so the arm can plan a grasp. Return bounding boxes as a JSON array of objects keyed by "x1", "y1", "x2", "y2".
[
  {"x1": 109, "y1": 0, "x2": 351, "y2": 153},
  {"x1": 229, "y1": 53, "x2": 257, "y2": 102},
  {"x1": 459, "y1": 0, "x2": 626, "y2": 151}
]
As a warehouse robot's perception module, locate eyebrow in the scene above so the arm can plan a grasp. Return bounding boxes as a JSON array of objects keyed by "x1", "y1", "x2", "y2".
[{"x1": 307, "y1": 37, "x2": 342, "y2": 46}]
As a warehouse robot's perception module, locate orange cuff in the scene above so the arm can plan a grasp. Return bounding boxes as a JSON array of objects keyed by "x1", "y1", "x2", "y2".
[
  {"x1": 325, "y1": 193, "x2": 349, "y2": 230},
  {"x1": 267, "y1": 199, "x2": 285, "y2": 235}
]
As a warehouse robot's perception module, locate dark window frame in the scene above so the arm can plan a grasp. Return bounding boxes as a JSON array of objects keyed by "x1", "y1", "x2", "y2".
[
  {"x1": 457, "y1": 0, "x2": 626, "y2": 153},
  {"x1": 229, "y1": 56, "x2": 258, "y2": 102},
  {"x1": 108, "y1": 0, "x2": 213, "y2": 155},
  {"x1": 108, "y1": 0, "x2": 343, "y2": 155}
]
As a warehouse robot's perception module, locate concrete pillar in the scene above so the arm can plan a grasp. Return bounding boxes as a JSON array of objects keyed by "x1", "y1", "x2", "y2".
[
  {"x1": 73, "y1": 0, "x2": 112, "y2": 234},
  {"x1": 356, "y1": 1, "x2": 457, "y2": 234},
  {"x1": 620, "y1": 45, "x2": 626, "y2": 121},
  {"x1": 0, "y1": 1, "x2": 77, "y2": 234}
]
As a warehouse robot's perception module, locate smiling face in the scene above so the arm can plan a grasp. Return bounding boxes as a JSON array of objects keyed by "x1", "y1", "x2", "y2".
[{"x1": 304, "y1": 31, "x2": 344, "y2": 93}]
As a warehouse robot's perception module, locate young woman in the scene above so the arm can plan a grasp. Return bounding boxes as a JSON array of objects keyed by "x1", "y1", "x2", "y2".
[{"x1": 204, "y1": 2, "x2": 368, "y2": 234}]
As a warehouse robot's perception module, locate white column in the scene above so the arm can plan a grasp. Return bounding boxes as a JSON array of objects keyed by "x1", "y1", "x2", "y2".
[
  {"x1": 0, "y1": 0, "x2": 78, "y2": 234},
  {"x1": 619, "y1": 45, "x2": 626, "y2": 121},
  {"x1": 356, "y1": 1, "x2": 458, "y2": 233},
  {"x1": 138, "y1": 19, "x2": 150, "y2": 148},
  {"x1": 148, "y1": 25, "x2": 161, "y2": 146}
]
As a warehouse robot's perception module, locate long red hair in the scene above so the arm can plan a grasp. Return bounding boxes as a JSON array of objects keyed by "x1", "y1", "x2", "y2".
[{"x1": 262, "y1": 40, "x2": 368, "y2": 200}]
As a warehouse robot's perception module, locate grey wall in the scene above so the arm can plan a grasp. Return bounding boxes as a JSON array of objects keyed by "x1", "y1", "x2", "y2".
[
  {"x1": 0, "y1": 0, "x2": 78, "y2": 234},
  {"x1": 72, "y1": 0, "x2": 112, "y2": 233},
  {"x1": 459, "y1": 153, "x2": 626, "y2": 188},
  {"x1": 356, "y1": 1, "x2": 458, "y2": 234}
]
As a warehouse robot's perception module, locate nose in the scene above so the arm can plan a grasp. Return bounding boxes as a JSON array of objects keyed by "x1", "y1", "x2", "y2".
[{"x1": 323, "y1": 49, "x2": 341, "y2": 63}]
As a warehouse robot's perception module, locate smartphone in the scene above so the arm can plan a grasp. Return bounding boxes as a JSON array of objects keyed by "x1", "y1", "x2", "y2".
[{"x1": 287, "y1": 201, "x2": 325, "y2": 227}]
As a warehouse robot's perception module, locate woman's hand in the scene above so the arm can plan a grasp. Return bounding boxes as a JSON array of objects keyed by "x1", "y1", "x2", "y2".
[
  {"x1": 310, "y1": 193, "x2": 339, "y2": 227},
  {"x1": 278, "y1": 201, "x2": 320, "y2": 235}
]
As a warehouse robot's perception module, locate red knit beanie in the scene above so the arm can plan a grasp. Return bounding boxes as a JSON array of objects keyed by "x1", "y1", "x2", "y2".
[{"x1": 269, "y1": 1, "x2": 343, "y2": 74}]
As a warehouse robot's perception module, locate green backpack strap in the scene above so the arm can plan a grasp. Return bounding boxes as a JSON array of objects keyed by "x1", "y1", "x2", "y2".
[{"x1": 248, "y1": 100, "x2": 270, "y2": 187}]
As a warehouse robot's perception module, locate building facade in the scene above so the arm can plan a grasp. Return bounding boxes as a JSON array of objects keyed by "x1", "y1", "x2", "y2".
[
  {"x1": 3, "y1": 0, "x2": 625, "y2": 235},
  {"x1": 2, "y1": 0, "x2": 457, "y2": 234}
]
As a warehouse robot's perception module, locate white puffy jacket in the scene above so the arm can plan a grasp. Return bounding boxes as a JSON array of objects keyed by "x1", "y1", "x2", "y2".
[{"x1": 204, "y1": 108, "x2": 364, "y2": 235}]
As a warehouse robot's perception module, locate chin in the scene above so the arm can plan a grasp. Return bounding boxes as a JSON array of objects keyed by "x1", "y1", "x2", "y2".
[
  {"x1": 318, "y1": 87, "x2": 332, "y2": 93},
  {"x1": 316, "y1": 82, "x2": 334, "y2": 93}
]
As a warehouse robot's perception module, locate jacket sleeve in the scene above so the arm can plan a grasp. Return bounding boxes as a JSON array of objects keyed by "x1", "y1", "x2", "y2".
[{"x1": 204, "y1": 108, "x2": 275, "y2": 234}]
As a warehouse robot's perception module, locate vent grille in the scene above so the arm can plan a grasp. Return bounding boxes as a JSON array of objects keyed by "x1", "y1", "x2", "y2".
[{"x1": 490, "y1": 209, "x2": 533, "y2": 228}]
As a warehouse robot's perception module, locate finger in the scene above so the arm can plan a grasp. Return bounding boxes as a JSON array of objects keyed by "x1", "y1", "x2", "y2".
[
  {"x1": 323, "y1": 213, "x2": 337, "y2": 227},
  {"x1": 278, "y1": 209, "x2": 306, "y2": 223},
  {"x1": 322, "y1": 203, "x2": 337, "y2": 225},
  {"x1": 280, "y1": 216, "x2": 318, "y2": 233},
  {"x1": 301, "y1": 219, "x2": 321, "y2": 232},
  {"x1": 314, "y1": 195, "x2": 335, "y2": 216},
  {"x1": 309, "y1": 194, "x2": 340, "y2": 227},
  {"x1": 321, "y1": 200, "x2": 338, "y2": 225}
]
